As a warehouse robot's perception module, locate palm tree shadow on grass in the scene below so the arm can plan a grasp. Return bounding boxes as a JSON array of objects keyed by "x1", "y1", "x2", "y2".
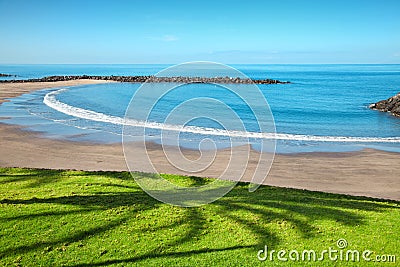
[
  {"x1": 0, "y1": 170, "x2": 398, "y2": 266},
  {"x1": 0, "y1": 168, "x2": 68, "y2": 187},
  {"x1": 0, "y1": 169, "x2": 133, "y2": 188}
]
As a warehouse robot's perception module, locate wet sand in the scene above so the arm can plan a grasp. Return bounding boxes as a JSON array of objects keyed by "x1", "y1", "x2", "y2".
[{"x1": 0, "y1": 80, "x2": 399, "y2": 201}]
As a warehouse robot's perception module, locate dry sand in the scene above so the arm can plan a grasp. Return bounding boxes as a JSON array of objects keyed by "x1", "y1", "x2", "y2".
[{"x1": 0, "y1": 80, "x2": 399, "y2": 201}]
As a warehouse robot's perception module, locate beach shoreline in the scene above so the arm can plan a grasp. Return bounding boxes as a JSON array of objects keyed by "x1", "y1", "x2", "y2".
[{"x1": 0, "y1": 80, "x2": 399, "y2": 201}]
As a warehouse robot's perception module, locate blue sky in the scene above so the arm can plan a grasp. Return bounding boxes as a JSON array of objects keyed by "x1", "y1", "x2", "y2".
[{"x1": 0, "y1": 0, "x2": 399, "y2": 64}]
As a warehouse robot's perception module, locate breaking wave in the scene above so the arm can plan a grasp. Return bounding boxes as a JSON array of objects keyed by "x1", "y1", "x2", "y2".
[{"x1": 44, "y1": 88, "x2": 400, "y2": 143}]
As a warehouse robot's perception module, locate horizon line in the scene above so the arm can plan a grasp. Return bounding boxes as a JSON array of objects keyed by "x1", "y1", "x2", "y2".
[{"x1": 1, "y1": 63, "x2": 400, "y2": 65}]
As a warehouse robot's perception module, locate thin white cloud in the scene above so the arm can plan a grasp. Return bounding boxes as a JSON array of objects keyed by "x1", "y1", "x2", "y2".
[
  {"x1": 162, "y1": 35, "x2": 178, "y2": 41},
  {"x1": 146, "y1": 35, "x2": 179, "y2": 42}
]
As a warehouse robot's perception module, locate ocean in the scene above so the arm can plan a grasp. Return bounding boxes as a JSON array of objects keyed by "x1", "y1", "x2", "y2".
[{"x1": 1, "y1": 64, "x2": 400, "y2": 153}]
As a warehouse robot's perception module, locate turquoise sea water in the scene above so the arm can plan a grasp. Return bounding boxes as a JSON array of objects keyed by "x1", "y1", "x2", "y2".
[{"x1": 1, "y1": 64, "x2": 400, "y2": 153}]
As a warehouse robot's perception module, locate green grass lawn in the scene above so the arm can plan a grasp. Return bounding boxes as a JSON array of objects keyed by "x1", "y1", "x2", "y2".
[{"x1": 0, "y1": 168, "x2": 398, "y2": 266}]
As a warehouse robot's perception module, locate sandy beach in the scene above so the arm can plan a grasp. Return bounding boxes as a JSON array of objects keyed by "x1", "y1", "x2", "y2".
[{"x1": 0, "y1": 80, "x2": 399, "y2": 201}]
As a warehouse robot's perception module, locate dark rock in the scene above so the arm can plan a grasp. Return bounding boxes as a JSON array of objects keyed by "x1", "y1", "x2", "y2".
[
  {"x1": 0, "y1": 75, "x2": 291, "y2": 85},
  {"x1": 0, "y1": 73, "x2": 16, "y2": 77},
  {"x1": 370, "y1": 93, "x2": 400, "y2": 117}
]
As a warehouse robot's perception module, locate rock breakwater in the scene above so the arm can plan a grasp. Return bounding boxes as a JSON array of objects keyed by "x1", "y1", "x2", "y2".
[{"x1": 0, "y1": 75, "x2": 290, "y2": 84}]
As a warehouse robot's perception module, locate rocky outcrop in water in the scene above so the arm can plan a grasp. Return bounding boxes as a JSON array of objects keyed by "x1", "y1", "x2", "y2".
[
  {"x1": 0, "y1": 75, "x2": 290, "y2": 85},
  {"x1": 0, "y1": 73, "x2": 16, "y2": 77},
  {"x1": 369, "y1": 93, "x2": 400, "y2": 117}
]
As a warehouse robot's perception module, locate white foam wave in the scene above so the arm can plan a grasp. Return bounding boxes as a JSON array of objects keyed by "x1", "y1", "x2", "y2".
[{"x1": 43, "y1": 88, "x2": 400, "y2": 143}]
